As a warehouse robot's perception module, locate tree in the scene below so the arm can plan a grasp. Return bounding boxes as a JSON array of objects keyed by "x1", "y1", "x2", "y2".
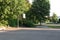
[
  {"x1": 0, "y1": 0, "x2": 30, "y2": 27},
  {"x1": 52, "y1": 13, "x2": 58, "y2": 23},
  {"x1": 26, "y1": 0, "x2": 50, "y2": 25}
]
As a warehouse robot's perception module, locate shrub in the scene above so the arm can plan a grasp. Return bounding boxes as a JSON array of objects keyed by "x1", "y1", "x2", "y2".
[
  {"x1": 8, "y1": 19, "x2": 17, "y2": 27},
  {"x1": 0, "y1": 20, "x2": 8, "y2": 26},
  {"x1": 23, "y1": 20, "x2": 35, "y2": 27}
]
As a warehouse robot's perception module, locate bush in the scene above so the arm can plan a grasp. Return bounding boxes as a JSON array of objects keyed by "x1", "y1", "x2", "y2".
[
  {"x1": 19, "y1": 20, "x2": 23, "y2": 26},
  {"x1": 23, "y1": 20, "x2": 35, "y2": 27},
  {"x1": 0, "y1": 20, "x2": 8, "y2": 26},
  {"x1": 8, "y1": 19, "x2": 17, "y2": 27}
]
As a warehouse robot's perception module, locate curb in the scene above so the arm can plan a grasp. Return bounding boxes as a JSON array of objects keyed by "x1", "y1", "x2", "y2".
[
  {"x1": 0, "y1": 28, "x2": 60, "y2": 32},
  {"x1": 5, "y1": 28, "x2": 60, "y2": 30}
]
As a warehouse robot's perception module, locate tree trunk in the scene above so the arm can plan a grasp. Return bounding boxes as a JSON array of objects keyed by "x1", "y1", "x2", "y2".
[{"x1": 17, "y1": 14, "x2": 19, "y2": 27}]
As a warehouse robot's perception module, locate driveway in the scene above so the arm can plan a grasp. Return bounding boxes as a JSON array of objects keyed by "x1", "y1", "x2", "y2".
[{"x1": 0, "y1": 30, "x2": 60, "y2": 40}]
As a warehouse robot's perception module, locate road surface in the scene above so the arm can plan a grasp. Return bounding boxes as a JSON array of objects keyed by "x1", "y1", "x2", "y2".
[{"x1": 0, "y1": 30, "x2": 60, "y2": 40}]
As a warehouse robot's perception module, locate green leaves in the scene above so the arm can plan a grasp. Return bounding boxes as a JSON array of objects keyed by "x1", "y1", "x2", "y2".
[
  {"x1": 0, "y1": 0, "x2": 30, "y2": 26},
  {"x1": 26, "y1": 0, "x2": 50, "y2": 24},
  {"x1": 52, "y1": 13, "x2": 58, "y2": 23}
]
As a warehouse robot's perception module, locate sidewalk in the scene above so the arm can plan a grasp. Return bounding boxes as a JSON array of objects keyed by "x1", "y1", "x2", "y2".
[
  {"x1": 5, "y1": 27, "x2": 60, "y2": 31},
  {"x1": 0, "y1": 27, "x2": 60, "y2": 32}
]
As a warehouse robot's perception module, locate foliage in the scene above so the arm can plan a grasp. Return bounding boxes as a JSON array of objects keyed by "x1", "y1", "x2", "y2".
[
  {"x1": 26, "y1": 0, "x2": 50, "y2": 25},
  {"x1": 45, "y1": 19, "x2": 50, "y2": 23},
  {"x1": 52, "y1": 13, "x2": 58, "y2": 23},
  {"x1": 0, "y1": 0, "x2": 30, "y2": 27},
  {"x1": 58, "y1": 19, "x2": 60, "y2": 23},
  {"x1": 23, "y1": 20, "x2": 35, "y2": 27},
  {"x1": 0, "y1": 20, "x2": 8, "y2": 26}
]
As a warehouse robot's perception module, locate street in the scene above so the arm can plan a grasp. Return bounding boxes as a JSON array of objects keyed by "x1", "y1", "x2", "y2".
[{"x1": 0, "y1": 30, "x2": 60, "y2": 40}]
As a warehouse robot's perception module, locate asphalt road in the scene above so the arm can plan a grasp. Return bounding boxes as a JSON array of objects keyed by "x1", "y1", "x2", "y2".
[{"x1": 0, "y1": 30, "x2": 60, "y2": 40}]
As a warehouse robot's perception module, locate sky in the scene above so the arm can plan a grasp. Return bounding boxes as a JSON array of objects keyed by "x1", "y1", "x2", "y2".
[
  {"x1": 29, "y1": 0, "x2": 60, "y2": 16},
  {"x1": 28, "y1": 0, "x2": 33, "y2": 4},
  {"x1": 50, "y1": 0, "x2": 60, "y2": 16}
]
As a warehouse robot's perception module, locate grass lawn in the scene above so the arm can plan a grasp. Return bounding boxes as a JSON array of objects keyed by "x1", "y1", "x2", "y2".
[
  {"x1": 45, "y1": 23, "x2": 60, "y2": 28},
  {"x1": 48, "y1": 26, "x2": 60, "y2": 28}
]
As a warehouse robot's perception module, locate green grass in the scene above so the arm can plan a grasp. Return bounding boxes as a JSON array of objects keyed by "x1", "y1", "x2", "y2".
[{"x1": 48, "y1": 26, "x2": 60, "y2": 28}]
